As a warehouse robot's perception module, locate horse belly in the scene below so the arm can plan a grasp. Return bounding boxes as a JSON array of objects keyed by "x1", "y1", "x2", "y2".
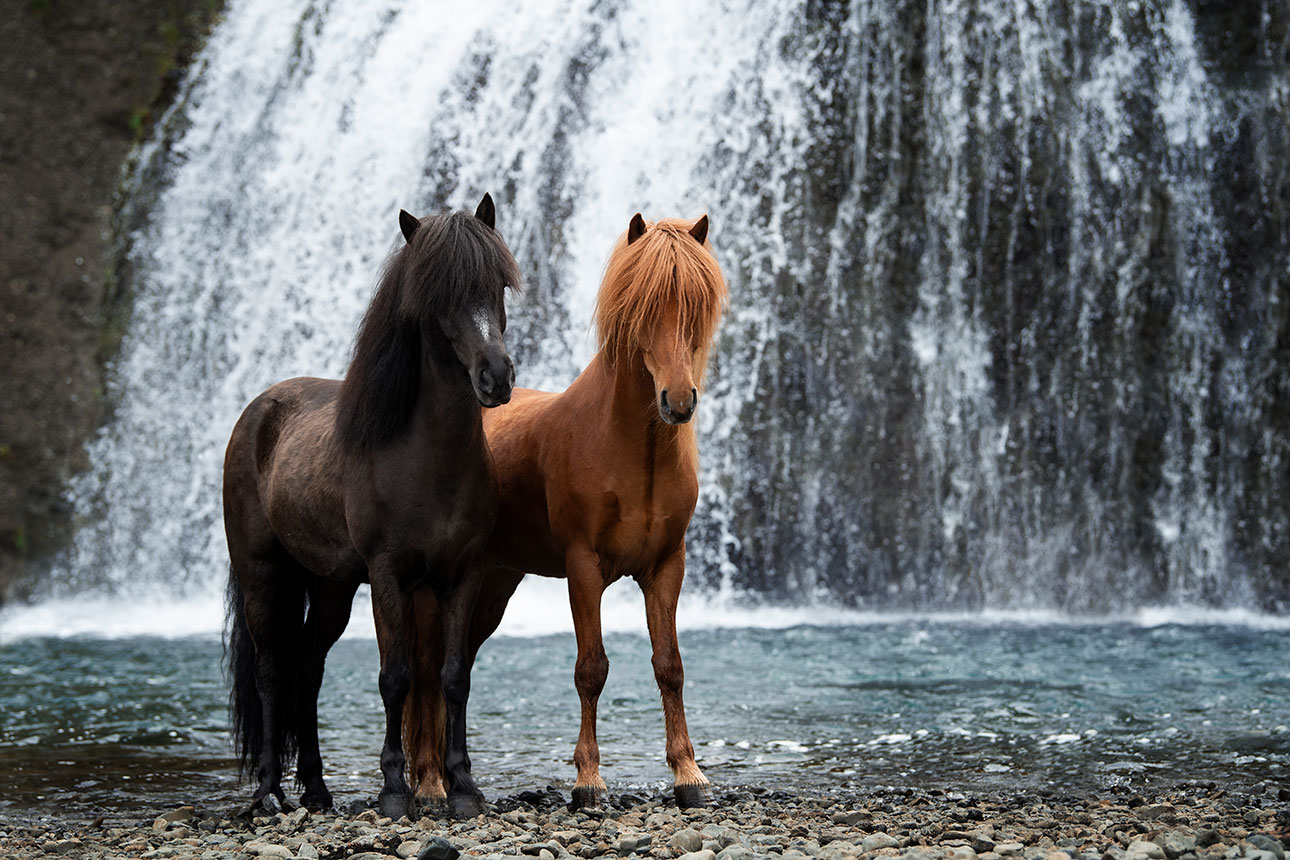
[{"x1": 263, "y1": 439, "x2": 357, "y2": 577}]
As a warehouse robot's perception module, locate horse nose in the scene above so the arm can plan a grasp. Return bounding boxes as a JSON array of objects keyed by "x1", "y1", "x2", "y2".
[
  {"x1": 659, "y1": 387, "x2": 697, "y2": 424},
  {"x1": 476, "y1": 352, "x2": 514, "y2": 406},
  {"x1": 478, "y1": 366, "x2": 497, "y2": 397}
]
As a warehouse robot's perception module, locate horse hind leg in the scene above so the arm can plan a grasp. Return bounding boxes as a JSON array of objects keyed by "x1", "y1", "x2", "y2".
[
  {"x1": 404, "y1": 588, "x2": 447, "y2": 808},
  {"x1": 294, "y1": 577, "x2": 359, "y2": 810},
  {"x1": 229, "y1": 558, "x2": 308, "y2": 815}
]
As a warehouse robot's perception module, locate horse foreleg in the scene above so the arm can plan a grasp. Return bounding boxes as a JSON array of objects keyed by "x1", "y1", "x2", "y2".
[
  {"x1": 641, "y1": 545, "x2": 711, "y2": 808},
  {"x1": 370, "y1": 568, "x2": 416, "y2": 820},
  {"x1": 440, "y1": 573, "x2": 485, "y2": 818},
  {"x1": 567, "y1": 546, "x2": 609, "y2": 809},
  {"x1": 295, "y1": 578, "x2": 358, "y2": 810}
]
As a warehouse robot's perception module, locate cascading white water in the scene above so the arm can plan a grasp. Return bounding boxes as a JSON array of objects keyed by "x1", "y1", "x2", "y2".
[{"x1": 22, "y1": 0, "x2": 1289, "y2": 630}]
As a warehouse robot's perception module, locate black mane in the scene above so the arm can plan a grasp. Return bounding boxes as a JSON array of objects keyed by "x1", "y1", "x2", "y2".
[{"x1": 335, "y1": 210, "x2": 520, "y2": 453}]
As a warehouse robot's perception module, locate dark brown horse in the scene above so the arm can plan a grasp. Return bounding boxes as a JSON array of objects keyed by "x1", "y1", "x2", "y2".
[
  {"x1": 392, "y1": 212, "x2": 727, "y2": 809},
  {"x1": 223, "y1": 195, "x2": 518, "y2": 819}
]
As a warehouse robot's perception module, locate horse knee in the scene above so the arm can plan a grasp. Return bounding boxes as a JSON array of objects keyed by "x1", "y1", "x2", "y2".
[
  {"x1": 379, "y1": 661, "x2": 411, "y2": 705},
  {"x1": 441, "y1": 657, "x2": 470, "y2": 706},
  {"x1": 574, "y1": 648, "x2": 609, "y2": 699},
  {"x1": 651, "y1": 651, "x2": 684, "y2": 696}
]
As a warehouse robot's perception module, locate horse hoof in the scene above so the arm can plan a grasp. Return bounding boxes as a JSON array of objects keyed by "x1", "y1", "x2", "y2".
[
  {"x1": 378, "y1": 791, "x2": 415, "y2": 820},
  {"x1": 570, "y1": 786, "x2": 605, "y2": 810},
  {"x1": 674, "y1": 783, "x2": 713, "y2": 809},
  {"x1": 300, "y1": 787, "x2": 333, "y2": 811},
  {"x1": 448, "y1": 793, "x2": 485, "y2": 819},
  {"x1": 238, "y1": 792, "x2": 278, "y2": 819}
]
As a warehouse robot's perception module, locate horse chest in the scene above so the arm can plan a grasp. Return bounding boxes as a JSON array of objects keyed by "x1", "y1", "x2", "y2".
[{"x1": 591, "y1": 483, "x2": 693, "y2": 572}]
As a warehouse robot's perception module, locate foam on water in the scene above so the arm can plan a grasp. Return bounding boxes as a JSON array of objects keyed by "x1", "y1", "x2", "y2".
[{"x1": 5, "y1": 578, "x2": 1290, "y2": 644}]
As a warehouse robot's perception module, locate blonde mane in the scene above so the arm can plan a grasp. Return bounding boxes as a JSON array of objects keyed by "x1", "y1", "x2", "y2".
[{"x1": 593, "y1": 216, "x2": 728, "y2": 384}]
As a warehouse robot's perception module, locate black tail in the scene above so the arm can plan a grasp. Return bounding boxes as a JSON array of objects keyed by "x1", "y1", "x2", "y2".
[{"x1": 225, "y1": 566, "x2": 302, "y2": 778}]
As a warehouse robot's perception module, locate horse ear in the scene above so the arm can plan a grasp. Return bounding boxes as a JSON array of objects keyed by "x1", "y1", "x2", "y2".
[
  {"x1": 627, "y1": 213, "x2": 646, "y2": 245},
  {"x1": 475, "y1": 193, "x2": 496, "y2": 230},
  {"x1": 399, "y1": 209, "x2": 420, "y2": 244},
  {"x1": 689, "y1": 214, "x2": 709, "y2": 245}
]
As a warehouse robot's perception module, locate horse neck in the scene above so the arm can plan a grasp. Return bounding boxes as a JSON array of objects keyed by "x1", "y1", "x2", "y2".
[
  {"x1": 583, "y1": 349, "x2": 697, "y2": 463},
  {"x1": 413, "y1": 334, "x2": 485, "y2": 447}
]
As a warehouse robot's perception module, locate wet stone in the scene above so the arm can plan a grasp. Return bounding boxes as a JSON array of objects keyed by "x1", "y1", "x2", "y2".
[
  {"x1": 1246, "y1": 838, "x2": 1284, "y2": 860},
  {"x1": 672, "y1": 830, "x2": 706, "y2": 854},
  {"x1": 864, "y1": 834, "x2": 902, "y2": 852},
  {"x1": 420, "y1": 835, "x2": 463, "y2": 860}
]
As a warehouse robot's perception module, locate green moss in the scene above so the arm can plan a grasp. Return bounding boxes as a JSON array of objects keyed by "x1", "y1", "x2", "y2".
[
  {"x1": 128, "y1": 106, "x2": 149, "y2": 136},
  {"x1": 12, "y1": 527, "x2": 27, "y2": 557}
]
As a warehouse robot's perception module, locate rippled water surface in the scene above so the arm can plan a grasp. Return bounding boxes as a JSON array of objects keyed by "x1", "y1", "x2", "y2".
[{"x1": 1, "y1": 623, "x2": 1287, "y2": 824}]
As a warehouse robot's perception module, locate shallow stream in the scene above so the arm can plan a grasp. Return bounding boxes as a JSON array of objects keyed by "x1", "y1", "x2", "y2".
[{"x1": 1, "y1": 620, "x2": 1285, "y2": 825}]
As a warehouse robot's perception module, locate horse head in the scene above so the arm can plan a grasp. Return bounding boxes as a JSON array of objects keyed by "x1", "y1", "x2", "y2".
[
  {"x1": 399, "y1": 194, "x2": 518, "y2": 408},
  {"x1": 596, "y1": 212, "x2": 724, "y2": 425}
]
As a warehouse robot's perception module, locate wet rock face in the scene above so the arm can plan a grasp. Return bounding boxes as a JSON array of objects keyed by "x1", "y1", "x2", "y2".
[
  {"x1": 0, "y1": 784, "x2": 1286, "y2": 860},
  {"x1": 0, "y1": 0, "x2": 222, "y2": 604},
  {"x1": 695, "y1": 0, "x2": 1290, "y2": 612}
]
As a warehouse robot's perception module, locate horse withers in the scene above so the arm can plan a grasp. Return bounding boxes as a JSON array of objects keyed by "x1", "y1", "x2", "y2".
[
  {"x1": 222, "y1": 195, "x2": 518, "y2": 819},
  {"x1": 396, "y1": 212, "x2": 728, "y2": 809}
]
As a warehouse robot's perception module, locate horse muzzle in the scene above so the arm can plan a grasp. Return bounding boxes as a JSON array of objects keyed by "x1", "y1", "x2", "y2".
[
  {"x1": 658, "y1": 387, "x2": 697, "y2": 424},
  {"x1": 474, "y1": 354, "x2": 515, "y2": 408}
]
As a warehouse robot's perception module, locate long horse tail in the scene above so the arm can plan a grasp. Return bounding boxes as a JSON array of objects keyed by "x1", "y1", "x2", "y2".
[
  {"x1": 225, "y1": 565, "x2": 303, "y2": 777},
  {"x1": 225, "y1": 567, "x2": 263, "y2": 776}
]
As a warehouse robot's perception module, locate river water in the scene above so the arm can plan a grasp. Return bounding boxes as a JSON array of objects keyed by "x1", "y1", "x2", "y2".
[{"x1": 1, "y1": 607, "x2": 1287, "y2": 824}]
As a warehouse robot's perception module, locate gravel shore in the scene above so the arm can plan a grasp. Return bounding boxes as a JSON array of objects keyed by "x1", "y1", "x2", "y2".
[{"x1": 1, "y1": 784, "x2": 1287, "y2": 860}]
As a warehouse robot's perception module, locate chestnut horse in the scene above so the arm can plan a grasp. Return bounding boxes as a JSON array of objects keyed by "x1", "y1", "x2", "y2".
[
  {"x1": 392, "y1": 212, "x2": 727, "y2": 809},
  {"x1": 223, "y1": 195, "x2": 518, "y2": 819}
]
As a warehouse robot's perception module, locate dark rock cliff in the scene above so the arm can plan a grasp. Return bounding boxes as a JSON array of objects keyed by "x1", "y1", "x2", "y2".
[{"x1": 0, "y1": 0, "x2": 221, "y2": 604}]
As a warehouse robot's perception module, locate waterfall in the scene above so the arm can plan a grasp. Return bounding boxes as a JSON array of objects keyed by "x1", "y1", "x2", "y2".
[{"x1": 45, "y1": 0, "x2": 1290, "y2": 616}]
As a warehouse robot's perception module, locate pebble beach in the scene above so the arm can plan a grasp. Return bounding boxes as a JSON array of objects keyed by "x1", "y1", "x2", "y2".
[{"x1": 2, "y1": 783, "x2": 1287, "y2": 860}]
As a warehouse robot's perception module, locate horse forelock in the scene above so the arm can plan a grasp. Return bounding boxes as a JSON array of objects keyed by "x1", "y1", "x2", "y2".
[
  {"x1": 336, "y1": 210, "x2": 521, "y2": 454},
  {"x1": 594, "y1": 217, "x2": 727, "y2": 383},
  {"x1": 397, "y1": 212, "x2": 521, "y2": 322}
]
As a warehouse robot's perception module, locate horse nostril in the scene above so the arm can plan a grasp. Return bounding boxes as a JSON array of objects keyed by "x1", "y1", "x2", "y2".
[
  {"x1": 660, "y1": 389, "x2": 670, "y2": 412},
  {"x1": 690, "y1": 387, "x2": 698, "y2": 409},
  {"x1": 478, "y1": 368, "x2": 495, "y2": 395}
]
